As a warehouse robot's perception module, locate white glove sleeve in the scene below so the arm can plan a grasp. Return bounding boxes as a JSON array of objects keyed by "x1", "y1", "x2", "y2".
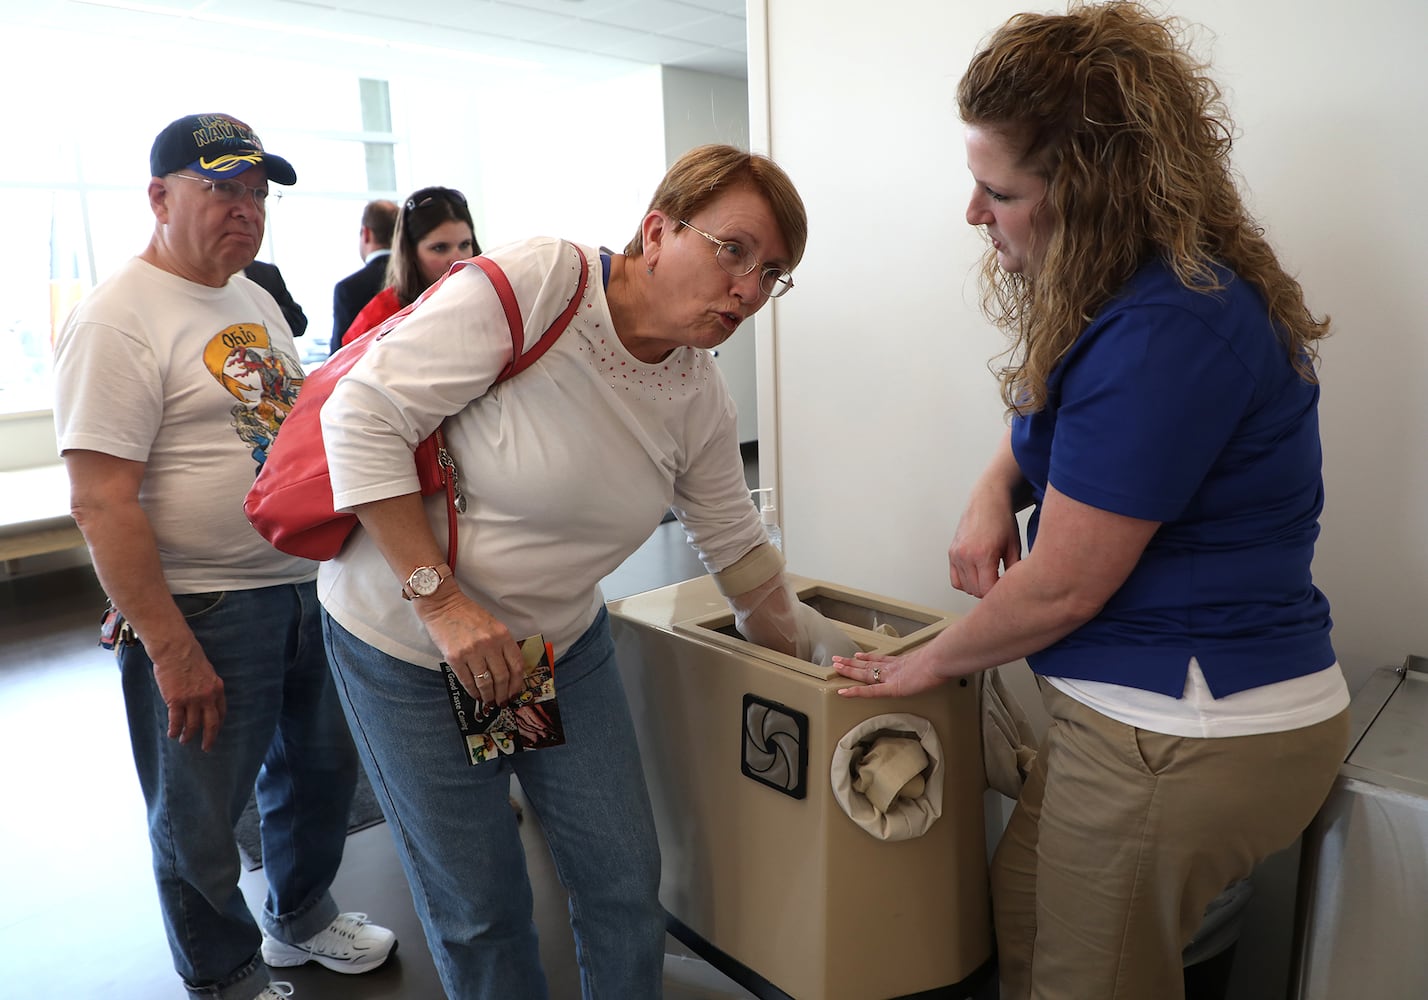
[
  {"x1": 789, "y1": 599, "x2": 860, "y2": 665},
  {"x1": 730, "y1": 572, "x2": 859, "y2": 666}
]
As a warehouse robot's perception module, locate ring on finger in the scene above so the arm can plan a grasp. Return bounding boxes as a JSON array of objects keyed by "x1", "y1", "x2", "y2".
[
  {"x1": 871, "y1": 666, "x2": 882, "y2": 682},
  {"x1": 476, "y1": 670, "x2": 492, "y2": 681}
]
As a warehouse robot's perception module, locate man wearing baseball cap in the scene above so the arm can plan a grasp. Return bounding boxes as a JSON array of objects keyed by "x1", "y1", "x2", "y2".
[
  {"x1": 149, "y1": 112, "x2": 299, "y2": 184},
  {"x1": 52, "y1": 113, "x2": 395, "y2": 1000}
]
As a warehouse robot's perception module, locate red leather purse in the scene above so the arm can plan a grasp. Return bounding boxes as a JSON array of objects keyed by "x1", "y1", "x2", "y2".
[{"x1": 245, "y1": 247, "x2": 588, "y2": 562}]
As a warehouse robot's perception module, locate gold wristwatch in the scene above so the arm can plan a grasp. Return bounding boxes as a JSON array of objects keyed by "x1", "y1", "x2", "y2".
[{"x1": 401, "y1": 563, "x2": 452, "y2": 600}]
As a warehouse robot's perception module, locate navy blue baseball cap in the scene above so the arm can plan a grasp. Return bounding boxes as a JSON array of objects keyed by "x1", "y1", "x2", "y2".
[{"x1": 149, "y1": 113, "x2": 296, "y2": 185}]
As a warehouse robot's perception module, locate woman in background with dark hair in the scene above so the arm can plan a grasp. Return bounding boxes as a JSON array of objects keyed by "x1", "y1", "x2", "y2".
[{"x1": 338, "y1": 185, "x2": 479, "y2": 348}]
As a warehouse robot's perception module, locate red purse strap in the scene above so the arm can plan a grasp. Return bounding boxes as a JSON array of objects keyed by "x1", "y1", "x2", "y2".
[
  {"x1": 434, "y1": 426, "x2": 459, "y2": 566},
  {"x1": 465, "y1": 248, "x2": 589, "y2": 381},
  {"x1": 432, "y1": 244, "x2": 591, "y2": 566}
]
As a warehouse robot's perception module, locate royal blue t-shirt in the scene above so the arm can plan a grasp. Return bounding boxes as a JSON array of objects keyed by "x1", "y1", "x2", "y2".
[{"x1": 1011, "y1": 260, "x2": 1335, "y2": 697}]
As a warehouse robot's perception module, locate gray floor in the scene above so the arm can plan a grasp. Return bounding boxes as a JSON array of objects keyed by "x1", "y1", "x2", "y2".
[{"x1": 0, "y1": 518, "x2": 758, "y2": 999}]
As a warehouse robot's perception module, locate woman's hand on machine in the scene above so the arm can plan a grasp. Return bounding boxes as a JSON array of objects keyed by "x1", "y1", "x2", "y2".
[
  {"x1": 416, "y1": 589, "x2": 524, "y2": 706},
  {"x1": 833, "y1": 648, "x2": 945, "y2": 699}
]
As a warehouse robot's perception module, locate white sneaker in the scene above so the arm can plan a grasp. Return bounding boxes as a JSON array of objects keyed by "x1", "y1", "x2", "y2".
[
  {"x1": 256, "y1": 984, "x2": 295, "y2": 999},
  {"x1": 261, "y1": 912, "x2": 397, "y2": 975}
]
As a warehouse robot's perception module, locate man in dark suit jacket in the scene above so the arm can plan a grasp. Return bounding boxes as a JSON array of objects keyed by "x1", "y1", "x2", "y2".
[
  {"x1": 330, "y1": 199, "x2": 399, "y2": 355},
  {"x1": 243, "y1": 259, "x2": 308, "y2": 337}
]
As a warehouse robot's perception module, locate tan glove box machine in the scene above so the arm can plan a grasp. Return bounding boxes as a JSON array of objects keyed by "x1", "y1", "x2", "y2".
[{"x1": 608, "y1": 574, "x2": 994, "y2": 1000}]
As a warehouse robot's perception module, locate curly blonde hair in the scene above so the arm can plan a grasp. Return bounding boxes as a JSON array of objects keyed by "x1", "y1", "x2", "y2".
[{"x1": 958, "y1": 1, "x2": 1329, "y2": 415}]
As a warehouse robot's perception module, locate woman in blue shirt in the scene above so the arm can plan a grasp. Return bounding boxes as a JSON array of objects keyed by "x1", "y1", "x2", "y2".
[{"x1": 834, "y1": 4, "x2": 1350, "y2": 998}]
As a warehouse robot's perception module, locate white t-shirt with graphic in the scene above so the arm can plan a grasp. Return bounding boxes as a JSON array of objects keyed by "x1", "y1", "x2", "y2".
[{"x1": 53, "y1": 256, "x2": 316, "y2": 593}]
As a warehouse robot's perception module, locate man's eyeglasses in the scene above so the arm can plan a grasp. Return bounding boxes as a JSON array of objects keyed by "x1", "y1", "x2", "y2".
[
  {"x1": 677, "y1": 220, "x2": 794, "y2": 299},
  {"x1": 405, "y1": 189, "x2": 467, "y2": 215},
  {"x1": 169, "y1": 172, "x2": 272, "y2": 208}
]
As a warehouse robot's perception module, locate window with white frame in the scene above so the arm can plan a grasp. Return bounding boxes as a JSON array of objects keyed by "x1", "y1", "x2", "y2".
[
  {"x1": 0, "y1": 12, "x2": 671, "y2": 419},
  {"x1": 0, "y1": 26, "x2": 400, "y2": 414}
]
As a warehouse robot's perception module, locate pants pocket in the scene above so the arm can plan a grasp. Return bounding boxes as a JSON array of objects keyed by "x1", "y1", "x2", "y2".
[{"x1": 172, "y1": 591, "x2": 227, "y2": 620}]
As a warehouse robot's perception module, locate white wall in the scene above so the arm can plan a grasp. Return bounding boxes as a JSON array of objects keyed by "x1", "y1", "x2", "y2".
[
  {"x1": 470, "y1": 67, "x2": 670, "y2": 252},
  {"x1": 0, "y1": 413, "x2": 60, "y2": 472},
  {"x1": 661, "y1": 67, "x2": 751, "y2": 158},
  {"x1": 661, "y1": 67, "x2": 757, "y2": 442}
]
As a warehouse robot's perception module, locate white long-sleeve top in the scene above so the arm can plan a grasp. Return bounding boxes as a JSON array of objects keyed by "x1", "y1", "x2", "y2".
[{"x1": 318, "y1": 237, "x2": 766, "y2": 666}]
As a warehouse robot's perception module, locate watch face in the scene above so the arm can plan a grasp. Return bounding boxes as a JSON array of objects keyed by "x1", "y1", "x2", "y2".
[{"x1": 409, "y1": 566, "x2": 441, "y2": 596}]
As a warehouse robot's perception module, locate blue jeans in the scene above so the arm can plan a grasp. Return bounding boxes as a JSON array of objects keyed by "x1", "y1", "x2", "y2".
[
  {"x1": 324, "y1": 606, "x2": 664, "y2": 999},
  {"x1": 120, "y1": 581, "x2": 357, "y2": 1000}
]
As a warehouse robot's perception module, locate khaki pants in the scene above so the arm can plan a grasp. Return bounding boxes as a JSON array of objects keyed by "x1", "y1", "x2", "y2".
[{"x1": 992, "y1": 682, "x2": 1348, "y2": 1000}]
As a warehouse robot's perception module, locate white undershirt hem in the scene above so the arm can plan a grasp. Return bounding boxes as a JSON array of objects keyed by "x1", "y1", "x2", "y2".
[{"x1": 1045, "y1": 659, "x2": 1349, "y2": 738}]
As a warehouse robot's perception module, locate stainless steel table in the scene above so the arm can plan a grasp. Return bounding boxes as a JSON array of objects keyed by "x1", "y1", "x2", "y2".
[{"x1": 1291, "y1": 654, "x2": 1428, "y2": 1000}]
